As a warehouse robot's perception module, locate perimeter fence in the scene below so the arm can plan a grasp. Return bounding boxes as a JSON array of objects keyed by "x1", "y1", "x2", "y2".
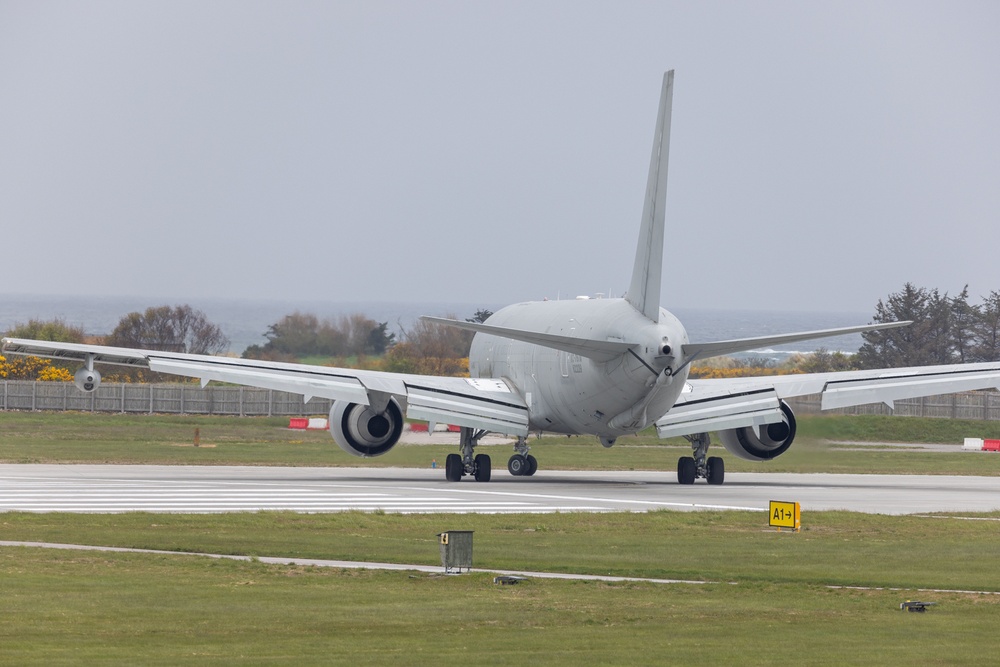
[
  {"x1": 786, "y1": 390, "x2": 1000, "y2": 421},
  {"x1": 0, "y1": 381, "x2": 998, "y2": 422},
  {"x1": 0, "y1": 381, "x2": 332, "y2": 417}
]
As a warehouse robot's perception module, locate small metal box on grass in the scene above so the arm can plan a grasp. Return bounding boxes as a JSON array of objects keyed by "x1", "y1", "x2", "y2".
[{"x1": 437, "y1": 531, "x2": 474, "y2": 573}]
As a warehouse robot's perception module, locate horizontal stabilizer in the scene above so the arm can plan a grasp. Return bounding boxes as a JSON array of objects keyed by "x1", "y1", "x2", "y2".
[
  {"x1": 681, "y1": 321, "x2": 912, "y2": 362},
  {"x1": 420, "y1": 316, "x2": 635, "y2": 362}
]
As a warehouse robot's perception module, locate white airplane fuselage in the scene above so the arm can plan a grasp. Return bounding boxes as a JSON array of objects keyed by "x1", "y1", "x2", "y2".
[{"x1": 468, "y1": 298, "x2": 690, "y2": 438}]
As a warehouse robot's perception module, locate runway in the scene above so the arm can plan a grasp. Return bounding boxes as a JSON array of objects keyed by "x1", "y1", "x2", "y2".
[{"x1": 2, "y1": 464, "x2": 999, "y2": 514}]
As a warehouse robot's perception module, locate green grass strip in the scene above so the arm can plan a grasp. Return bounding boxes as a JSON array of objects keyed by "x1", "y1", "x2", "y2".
[{"x1": 2, "y1": 510, "x2": 999, "y2": 665}]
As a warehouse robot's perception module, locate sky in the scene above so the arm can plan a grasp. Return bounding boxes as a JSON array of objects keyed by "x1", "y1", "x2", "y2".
[{"x1": 1, "y1": 1, "x2": 998, "y2": 314}]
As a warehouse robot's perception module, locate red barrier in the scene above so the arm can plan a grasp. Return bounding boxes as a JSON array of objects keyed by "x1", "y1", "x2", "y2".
[
  {"x1": 984, "y1": 439, "x2": 1000, "y2": 452},
  {"x1": 288, "y1": 418, "x2": 309, "y2": 430}
]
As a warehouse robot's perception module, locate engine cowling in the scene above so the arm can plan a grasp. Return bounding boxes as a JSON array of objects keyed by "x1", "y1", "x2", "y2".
[
  {"x1": 74, "y1": 367, "x2": 101, "y2": 393},
  {"x1": 718, "y1": 400, "x2": 797, "y2": 462},
  {"x1": 329, "y1": 398, "x2": 404, "y2": 458}
]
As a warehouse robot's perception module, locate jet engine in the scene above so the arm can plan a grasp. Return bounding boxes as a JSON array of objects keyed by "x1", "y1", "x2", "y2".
[
  {"x1": 74, "y1": 367, "x2": 101, "y2": 393},
  {"x1": 718, "y1": 400, "x2": 797, "y2": 462},
  {"x1": 328, "y1": 398, "x2": 404, "y2": 458}
]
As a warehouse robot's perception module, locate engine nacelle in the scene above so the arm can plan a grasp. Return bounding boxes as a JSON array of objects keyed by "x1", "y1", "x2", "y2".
[
  {"x1": 74, "y1": 367, "x2": 101, "y2": 393},
  {"x1": 718, "y1": 400, "x2": 797, "y2": 462},
  {"x1": 329, "y1": 398, "x2": 404, "y2": 458}
]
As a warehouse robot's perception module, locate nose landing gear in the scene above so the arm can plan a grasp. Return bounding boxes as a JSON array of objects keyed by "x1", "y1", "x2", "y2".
[{"x1": 507, "y1": 436, "x2": 537, "y2": 476}]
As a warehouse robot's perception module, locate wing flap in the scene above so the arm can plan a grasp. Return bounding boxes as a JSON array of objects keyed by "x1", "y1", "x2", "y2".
[
  {"x1": 656, "y1": 389, "x2": 785, "y2": 439},
  {"x1": 405, "y1": 383, "x2": 529, "y2": 436}
]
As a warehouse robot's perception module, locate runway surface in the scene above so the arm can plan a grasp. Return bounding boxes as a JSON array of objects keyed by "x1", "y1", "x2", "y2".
[{"x1": 2, "y1": 464, "x2": 1000, "y2": 514}]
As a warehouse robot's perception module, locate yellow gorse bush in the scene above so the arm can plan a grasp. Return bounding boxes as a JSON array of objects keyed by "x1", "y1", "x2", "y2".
[
  {"x1": 0, "y1": 354, "x2": 73, "y2": 381},
  {"x1": 37, "y1": 366, "x2": 74, "y2": 382},
  {"x1": 688, "y1": 366, "x2": 803, "y2": 379}
]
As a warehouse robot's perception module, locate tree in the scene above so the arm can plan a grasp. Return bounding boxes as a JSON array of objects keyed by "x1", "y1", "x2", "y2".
[
  {"x1": 400, "y1": 315, "x2": 473, "y2": 359},
  {"x1": 384, "y1": 313, "x2": 472, "y2": 376},
  {"x1": 794, "y1": 348, "x2": 858, "y2": 373},
  {"x1": 106, "y1": 305, "x2": 229, "y2": 355},
  {"x1": 245, "y1": 312, "x2": 396, "y2": 360},
  {"x1": 341, "y1": 313, "x2": 392, "y2": 356},
  {"x1": 856, "y1": 283, "x2": 951, "y2": 368},
  {"x1": 948, "y1": 285, "x2": 980, "y2": 363},
  {"x1": 4, "y1": 318, "x2": 85, "y2": 343},
  {"x1": 922, "y1": 288, "x2": 954, "y2": 365},
  {"x1": 975, "y1": 290, "x2": 1000, "y2": 362},
  {"x1": 856, "y1": 282, "x2": 1000, "y2": 368},
  {"x1": 259, "y1": 312, "x2": 322, "y2": 357},
  {"x1": 467, "y1": 309, "x2": 494, "y2": 324},
  {"x1": 366, "y1": 321, "x2": 396, "y2": 355}
]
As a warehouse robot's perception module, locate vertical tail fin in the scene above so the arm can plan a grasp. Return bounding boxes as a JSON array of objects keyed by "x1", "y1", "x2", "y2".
[{"x1": 625, "y1": 70, "x2": 674, "y2": 323}]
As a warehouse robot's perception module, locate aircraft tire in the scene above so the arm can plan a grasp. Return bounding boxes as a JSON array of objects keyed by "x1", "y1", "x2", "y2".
[
  {"x1": 677, "y1": 456, "x2": 696, "y2": 485},
  {"x1": 706, "y1": 456, "x2": 725, "y2": 485},
  {"x1": 445, "y1": 453, "x2": 463, "y2": 482},
  {"x1": 508, "y1": 454, "x2": 527, "y2": 476},
  {"x1": 474, "y1": 454, "x2": 492, "y2": 482},
  {"x1": 525, "y1": 455, "x2": 538, "y2": 476}
]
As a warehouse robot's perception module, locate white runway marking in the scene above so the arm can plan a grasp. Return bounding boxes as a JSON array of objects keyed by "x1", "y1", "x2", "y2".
[{"x1": 1, "y1": 465, "x2": 999, "y2": 514}]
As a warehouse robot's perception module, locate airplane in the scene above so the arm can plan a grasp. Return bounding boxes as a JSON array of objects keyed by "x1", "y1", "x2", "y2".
[{"x1": 5, "y1": 71, "x2": 1000, "y2": 485}]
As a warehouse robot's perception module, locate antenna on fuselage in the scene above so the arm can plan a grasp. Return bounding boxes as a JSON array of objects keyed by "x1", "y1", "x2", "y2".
[{"x1": 625, "y1": 70, "x2": 673, "y2": 324}]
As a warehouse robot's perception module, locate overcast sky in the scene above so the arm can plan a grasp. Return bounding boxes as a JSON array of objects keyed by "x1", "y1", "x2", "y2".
[{"x1": 1, "y1": 1, "x2": 997, "y2": 314}]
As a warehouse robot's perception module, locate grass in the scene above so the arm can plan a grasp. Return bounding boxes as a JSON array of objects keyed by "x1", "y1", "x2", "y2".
[
  {"x1": 4, "y1": 511, "x2": 1000, "y2": 590},
  {"x1": 2, "y1": 511, "x2": 999, "y2": 665},
  {"x1": 795, "y1": 413, "x2": 1000, "y2": 443}
]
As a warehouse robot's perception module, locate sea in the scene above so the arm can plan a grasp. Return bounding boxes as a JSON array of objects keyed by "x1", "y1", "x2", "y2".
[{"x1": 0, "y1": 294, "x2": 872, "y2": 362}]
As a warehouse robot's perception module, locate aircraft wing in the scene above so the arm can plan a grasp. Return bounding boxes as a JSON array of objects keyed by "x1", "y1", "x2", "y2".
[
  {"x1": 0, "y1": 338, "x2": 530, "y2": 436},
  {"x1": 655, "y1": 361, "x2": 1000, "y2": 438}
]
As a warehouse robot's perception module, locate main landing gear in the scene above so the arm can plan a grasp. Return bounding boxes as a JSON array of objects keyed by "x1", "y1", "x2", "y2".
[
  {"x1": 677, "y1": 432, "x2": 725, "y2": 485},
  {"x1": 507, "y1": 436, "x2": 537, "y2": 477},
  {"x1": 445, "y1": 427, "x2": 492, "y2": 482}
]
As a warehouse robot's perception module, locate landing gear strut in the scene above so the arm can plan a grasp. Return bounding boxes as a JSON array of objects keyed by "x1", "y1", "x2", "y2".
[
  {"x1": 678, "y1": 432, "x2": 725, "y2": 485},
  {"x1": 445, "y1": 427, "x2": 491, "y2": 482},
  {"x1": 507, "y1": 436, "x2": 538, "y2": 476}
]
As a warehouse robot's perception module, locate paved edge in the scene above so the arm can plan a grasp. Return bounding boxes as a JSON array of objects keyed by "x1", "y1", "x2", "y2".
[
  {"x1": 8, "y1": 540, "x2": 1000, "y2": 596},
  {"x1": 0, "y1": 540, "x2": 710, "y2": 586}
]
